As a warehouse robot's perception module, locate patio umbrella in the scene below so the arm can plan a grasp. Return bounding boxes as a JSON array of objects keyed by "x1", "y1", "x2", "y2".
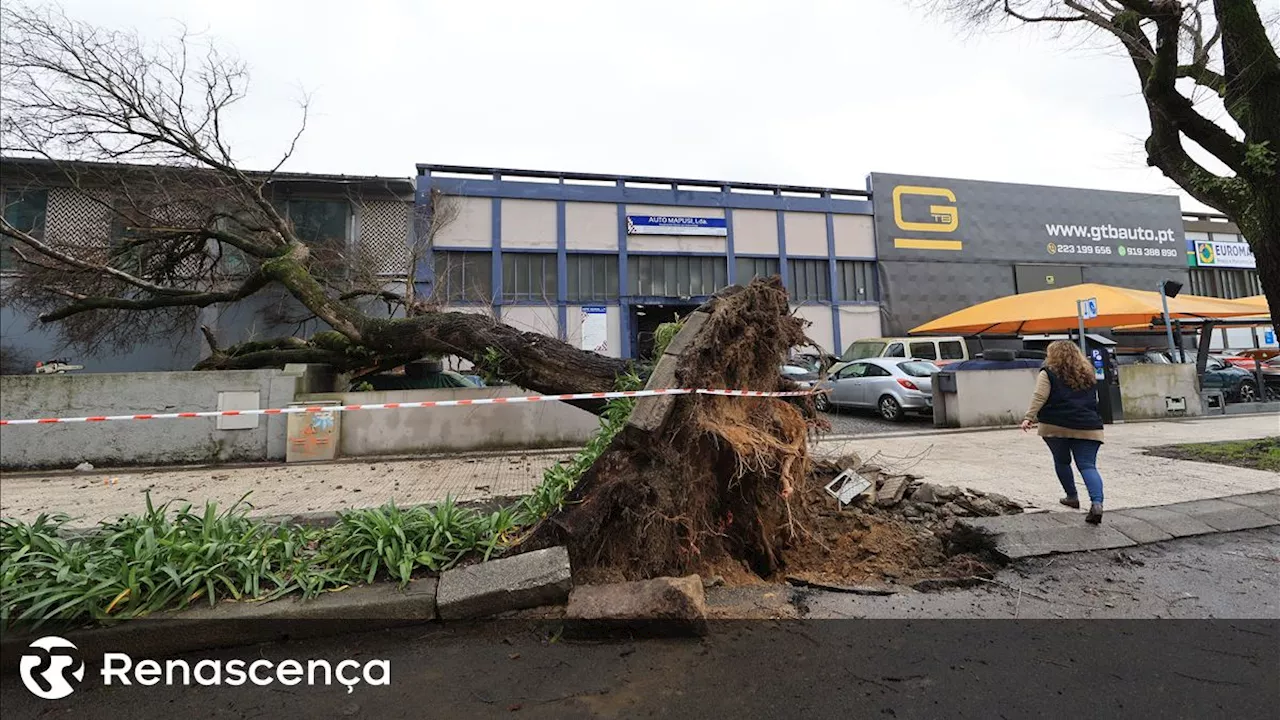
[
  {"x1": 1230, "y1": 295, "x2": 1270, "y2": 315},
  {"x1": 909, "y1": 283, "x2": 1258, "y2": 335}
]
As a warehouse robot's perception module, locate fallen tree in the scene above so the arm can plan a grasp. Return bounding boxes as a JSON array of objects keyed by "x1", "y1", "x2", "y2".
[
  {"x1": 0, "y1": 6, "x2": 629, "y2": 399},
  {"x1": 527, "y1": 277, "x2": 816, "y2": 579}
]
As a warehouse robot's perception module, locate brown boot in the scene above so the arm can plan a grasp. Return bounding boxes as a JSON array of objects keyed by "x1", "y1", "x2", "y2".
[
  {"x1": 1059, "y1": 497, "x2": 1081, "y2": 509},
  {"x1": 1085, "y1": 503, "x2": 1103, "y2": 524}
]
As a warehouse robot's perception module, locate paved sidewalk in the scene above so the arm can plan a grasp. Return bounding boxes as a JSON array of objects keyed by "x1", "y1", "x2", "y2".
[
  {"x1": 0, "y1": 452, "x2": 567, "y2": 528},
  {"x1": 815, "y1": 415, "x2": 1279, "y2": 512},
  {"x1": 957, "y1": 490, "x2": 1280, "y2": 559}
]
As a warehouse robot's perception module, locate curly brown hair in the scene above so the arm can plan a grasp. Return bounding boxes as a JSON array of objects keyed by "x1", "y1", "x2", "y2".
[{"x1": 1044, "y1": 340, "x2": 1096, "y2": 390}]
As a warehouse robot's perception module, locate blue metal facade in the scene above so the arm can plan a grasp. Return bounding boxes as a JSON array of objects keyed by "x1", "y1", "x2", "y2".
[{"x1": 416, "y1": 164, "x2": 878, "y2": 359}]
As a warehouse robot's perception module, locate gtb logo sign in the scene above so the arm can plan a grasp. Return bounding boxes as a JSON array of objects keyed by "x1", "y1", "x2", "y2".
[
  {"x1": 19, "y1": 636, "x2": 85, "y2": 699},
  {"x1": 890, "y1": 185, "x2": 964, "y2": 252},
  {"x1": 892, "y1": 185, "x2": 958, "y2": 232}
]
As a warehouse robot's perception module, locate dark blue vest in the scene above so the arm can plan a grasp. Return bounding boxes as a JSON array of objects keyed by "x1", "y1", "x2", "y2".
[{"x1": 1037, "y1": 369, "x2": 1103, "y2": 430}]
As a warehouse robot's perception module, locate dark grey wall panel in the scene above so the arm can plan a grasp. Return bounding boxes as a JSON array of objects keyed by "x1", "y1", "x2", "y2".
[
  {"x1": 878, "y1": 262, "x2": 1017, "y2": 336},
  {"x1": 869, "y1": 173, "x2": 1186, "y2": 266}
]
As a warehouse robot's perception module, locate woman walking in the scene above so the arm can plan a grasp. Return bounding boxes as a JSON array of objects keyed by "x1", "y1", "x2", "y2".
[{"x1": 1020, "y1": 341, "x2": 1106, "y2": 524}]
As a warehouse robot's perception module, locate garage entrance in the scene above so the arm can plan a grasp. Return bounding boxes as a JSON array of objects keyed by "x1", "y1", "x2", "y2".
[{"x1": 631, "y1": 303, "x2": 700, "y2": 361}]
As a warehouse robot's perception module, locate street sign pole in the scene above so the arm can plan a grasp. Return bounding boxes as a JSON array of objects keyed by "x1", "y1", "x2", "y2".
[
  {"x1": 1077, "y1": 299, "x2": 1087, "y2": 355},
  {"x1": 1159, "y1": 283, "x2": 1177, "y2": 360}
]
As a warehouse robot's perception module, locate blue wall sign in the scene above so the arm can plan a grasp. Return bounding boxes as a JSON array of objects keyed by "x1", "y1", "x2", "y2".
[
  {"x1": 626, "y1": 215, "x2": 727, "y2": 237},
  {"x1": 1266, "y1": 330, "x2": 1276, "y2": 345}
]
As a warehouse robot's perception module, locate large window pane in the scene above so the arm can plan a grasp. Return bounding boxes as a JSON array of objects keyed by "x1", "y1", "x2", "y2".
[
  {"x1": 836, "y1": 260, "x2": 877, "y2": 302},
  {"x1": 434, "y1": 251, "x2": 492, "y2": 302},
  {"x1": 627, "y1": 256, "x2": 727, "y2": 297},
  {"x1": 286, "y1": 199, "x2": 350, "y2": 247},
  {"x1": 565, "y1": 254, "x2": 619, "y2": 301},
  {"x1": 502, "y1": 252, "x2": 557, "y2": 302},
  {"x1": 2, "y1": 189, "x2": 47, "y2": 272},
  {"x1": 788, "y1": 258, "x2": 830, "y2": 302},
  {"x1": 736, "y1": 256, "x2": 779, "y2": 282}
]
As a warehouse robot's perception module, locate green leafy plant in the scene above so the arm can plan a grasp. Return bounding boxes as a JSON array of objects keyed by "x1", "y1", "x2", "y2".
[{"x1": 0, "y1": 370, "x2": 644, "y2": 628}]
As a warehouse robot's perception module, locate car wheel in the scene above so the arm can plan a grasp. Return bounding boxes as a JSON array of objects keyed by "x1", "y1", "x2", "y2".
[
  {"x1": 1237, "y1": 381, "x2": 1259, "y2": 403},
  {"x1": 878, "y1": 395, "x2": 903, "y2": 422},
  {"x1": 815, "y1": 393, "x2": 832, "y2": 412}
]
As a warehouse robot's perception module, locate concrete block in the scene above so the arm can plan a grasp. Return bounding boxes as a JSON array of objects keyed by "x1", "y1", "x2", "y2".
[
  {"x1": 1219, "y1": 492, "x2": 1280, "y2": 521},
  {"x1": 565, "y1": 575, "x2": 707, "y2": 637},
  {"x1": 1163, "y1": 498, "x2": 1279, "y2": 533},
  {"x1": 436, "y1": 547, "x2": 573, "y2": 620},
  {"x1": 1118, "y1": 506, "x2": 1216, "y2": 538},
  {"x1": 660, "y1": 311, "x2": 710, "y2": 358},
  {"x1": 629, "y1": 355, "x2": 679, "y2": 434},
  {"x1": 994, "y1": 525, "x2": 1135, "y2": 560},
  {"x1": 1103, "y1": 513, "x2": 1175, "y2": 545}
]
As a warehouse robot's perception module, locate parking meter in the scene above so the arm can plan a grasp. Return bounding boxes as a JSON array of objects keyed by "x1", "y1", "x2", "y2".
[{"x1": 1084, "y1": 339, "x2": 1123, "y2": 424}]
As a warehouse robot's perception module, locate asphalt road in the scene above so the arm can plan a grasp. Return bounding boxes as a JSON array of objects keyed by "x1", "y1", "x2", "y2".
[
  {"x1": 4, "y1": 530, "x2": 1276, "y2": 719},
  {"x1": 818, "y1": 408, "x2": 935, "y2": 436}
]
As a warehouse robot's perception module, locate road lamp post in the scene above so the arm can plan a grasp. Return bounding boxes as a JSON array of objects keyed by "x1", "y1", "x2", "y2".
[{"x1": 1159, "y1": 279, "x2": 1183, "y2": 360}]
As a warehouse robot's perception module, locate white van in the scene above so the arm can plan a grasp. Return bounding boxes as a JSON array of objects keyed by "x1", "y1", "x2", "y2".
[{"x1": 836, "y1": 336, "x2": 970, "y2": 369}]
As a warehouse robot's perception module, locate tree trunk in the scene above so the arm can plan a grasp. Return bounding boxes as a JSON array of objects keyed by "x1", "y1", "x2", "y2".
[
  {"x1": 1244, "y1": 185, "x2": 1280, "y2": 323},
  {"x1": 524, "y1": 277, "x2": 817, "y2": 581}
]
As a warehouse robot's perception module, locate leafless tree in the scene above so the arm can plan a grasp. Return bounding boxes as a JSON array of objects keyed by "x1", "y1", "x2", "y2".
[
  {"x1": 933, "y1": 0, "x2": 1279, "y2": 315},
  {"x1": 0, "y1": 5, "x2": 628, "y2": 401}
]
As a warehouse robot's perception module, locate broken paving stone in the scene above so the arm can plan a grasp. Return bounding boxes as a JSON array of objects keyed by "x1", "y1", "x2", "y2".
[
  {"x1": 436, "y1": 546, "x2": 572, "y2": 621},
  {"x1": 957, "y1": 496, "x2": 1003, "y2": 517},
  {"x1": 565, "y1": 575, "x2": 707, "y2": 636},
  {"x1": 902, "y1": 504, "x2": 922, "y2": 519},
  {"x1": 876, "y1": 476, "x2": 911, "y2": 507},
  {"x1": 74, "y1": 462, "x2": 95, "y2": 472},
  {"x1": 909, "y1": 483, "x2": 944, "y2": 504}
]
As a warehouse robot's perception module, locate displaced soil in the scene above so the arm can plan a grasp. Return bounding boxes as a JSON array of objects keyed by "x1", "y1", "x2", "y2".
[{"x1": 1146, "y1": 437, "x2": 1280, "y2": 473}]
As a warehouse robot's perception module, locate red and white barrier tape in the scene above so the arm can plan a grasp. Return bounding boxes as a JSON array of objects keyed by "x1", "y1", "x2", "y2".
[{"x1": 0, "y1": 387, "x2": 823, "y2": 426}]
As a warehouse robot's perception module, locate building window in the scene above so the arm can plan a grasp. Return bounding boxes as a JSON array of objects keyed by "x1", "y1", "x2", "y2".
[
  {"x1": 836, "y1": 260, "x2": 876, "y2": 302},
  {"x1": 434, "y1": 251, "x2": 492, "y2": 302},
  {"x1": 628, "y1": 255, "x2": 727, "y2": 298},
  {"x1": 1190, "y1": 267, "x2": 1262, "y2": 299},
  {"x1": 1, "y1": 189, "x2": 48, "y2": 272},
  {"x1": 566, "y1": 254, "x2": 619, "y2": 302},
  {"x1": 284, "y1": 199, "x2": 350, "y2": 247},
  {"x1": 502, "y1": 252, "x2": 557, "y2": 302},
  {"x1": 736, "y1": 256, "x2": 779, "y2": 281},
  {"x1": 788, "y1": 258, "x2": 830, "y2": 302}
]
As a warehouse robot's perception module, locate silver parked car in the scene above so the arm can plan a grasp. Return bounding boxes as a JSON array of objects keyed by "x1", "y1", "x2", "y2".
[{"x1": 815, "y1": 358, "x2": 939, "y2": 421}]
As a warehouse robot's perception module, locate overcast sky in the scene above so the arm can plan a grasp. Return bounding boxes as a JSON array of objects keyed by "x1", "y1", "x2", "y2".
[{"x1": 57, "y1": 0, "x2": 1273, "y2": 211}]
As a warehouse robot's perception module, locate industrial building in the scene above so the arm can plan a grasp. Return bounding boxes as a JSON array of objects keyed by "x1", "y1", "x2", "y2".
[{"x1": 0, "y1": 157, "x2": 1271, "y2": 373}]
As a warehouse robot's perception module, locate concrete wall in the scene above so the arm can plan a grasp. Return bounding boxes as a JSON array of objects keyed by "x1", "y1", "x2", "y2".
[
  {"x1": 435, "y1": 196, "x2": 491, "y2": 248},
  {"x1": 783, "y1": 212, "x2": 828, "y2": 257},
  {"x1": 0, "y1": 370, "x2": 297, "y2": 469},
  {"x1": 732, "y1": 209, "x2": 779, "y2": 255},
  {"x1": 837, "y1": 306, "x2": 883, "y2": 355},
  {"x1": 565, "y1": 202, "x2": 617, "y2": 250},
  {"x1": 935, "y1": 369, "x2": 1040, "y2": 428},
  {"x1": 1119, "y1": 364, "x2": 1204, "y2": 420},
  {"x1": 500, "y1": 199, "x2": 557, "y2": 249},
  {"x1": 325, "y1": 386, "x2": 599, "y2": 456}
]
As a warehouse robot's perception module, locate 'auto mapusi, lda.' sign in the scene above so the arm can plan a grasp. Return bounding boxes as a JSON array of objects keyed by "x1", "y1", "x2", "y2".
[
  {"x1": 625, "y1": 215, "x2": 727, "y2": 236},
  {"x1": 867, "y1": 173, "x2": 1186, "y2": 266}
]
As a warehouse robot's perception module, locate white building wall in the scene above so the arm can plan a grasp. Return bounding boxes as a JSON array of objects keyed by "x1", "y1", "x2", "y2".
[
  {"x1": 791, "y1": 304, "x2": 836, "y2": 355},
  {"x1": 783, "y1": 212, "x2": 828, "y2": 257},
  {"x1": 501, "y1": 305, "x2": 560, "y2": 339},
  {"x1": 833, "y1": 214, "x2": 877, "y2": 257},
  {"x1": 565, "y1": 202, "x2": 617, "y2": 250},
  {"x1": 838, "y1": 306, "x2": 882, "y2": 354},
  {"x1": 434, "y1": 197, "x2": 491, "y2": 248},
  {"x1": 732, "y1": 209, "x2": 779, "y2": 255},
  {"x1": 500, "y1": 199, "x2": 557, "y2": 249}
]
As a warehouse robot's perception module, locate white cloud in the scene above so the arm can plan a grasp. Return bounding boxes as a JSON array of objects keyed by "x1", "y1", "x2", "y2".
[{"x1": 56, "y1": 0, "x2": 1228, "y2": 210}]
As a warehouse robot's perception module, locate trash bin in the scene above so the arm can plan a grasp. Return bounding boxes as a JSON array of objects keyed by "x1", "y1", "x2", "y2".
[{"x1": 286, "y1": 401, "x2": 341, "y2": 463}]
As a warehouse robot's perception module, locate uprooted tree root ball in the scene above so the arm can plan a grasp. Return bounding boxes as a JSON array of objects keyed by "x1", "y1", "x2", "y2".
[{"x1": 525, "y1": 277, "x2": 817, "y2": 581}]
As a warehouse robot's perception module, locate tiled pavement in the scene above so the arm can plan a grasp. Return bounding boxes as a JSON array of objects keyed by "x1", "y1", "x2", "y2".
[{"x1": 958, "y1": 490, "x2": 1280, "y2": 559}]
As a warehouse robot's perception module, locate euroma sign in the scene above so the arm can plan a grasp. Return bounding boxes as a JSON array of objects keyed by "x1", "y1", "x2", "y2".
[
  {"x1": 1195, "y1": 239, "x2": 1256, "y2": 269},
  {"x1": 867, "y1": 173, "x2": 1186, "y2": 266},
  {"x1": 626, "y1": 215, "x2": 727, "y2": 236}
]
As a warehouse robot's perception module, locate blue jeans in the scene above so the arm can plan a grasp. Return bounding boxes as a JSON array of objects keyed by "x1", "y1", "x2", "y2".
[{"x1": 1043, "y1": 437, "x2": 1104, "y2": 504}]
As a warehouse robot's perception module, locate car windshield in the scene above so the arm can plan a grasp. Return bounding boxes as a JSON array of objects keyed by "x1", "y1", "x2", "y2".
[
  {"x1": 842, "y1": 342, "x2": 885, "y2": 361},
  {"x1": 899, "y1": 361, "x2": 940, "y2": 377}
]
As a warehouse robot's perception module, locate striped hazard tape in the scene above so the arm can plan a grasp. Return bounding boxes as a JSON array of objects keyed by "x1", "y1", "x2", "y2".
[{"x1": 0, "y1": 387, "x2": 825, "y2": 426}]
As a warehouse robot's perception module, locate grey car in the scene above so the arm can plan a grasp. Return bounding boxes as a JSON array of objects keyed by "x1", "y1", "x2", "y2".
[{"x1": 815, "y1": 358, "x2": 939, "y2": 421}]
